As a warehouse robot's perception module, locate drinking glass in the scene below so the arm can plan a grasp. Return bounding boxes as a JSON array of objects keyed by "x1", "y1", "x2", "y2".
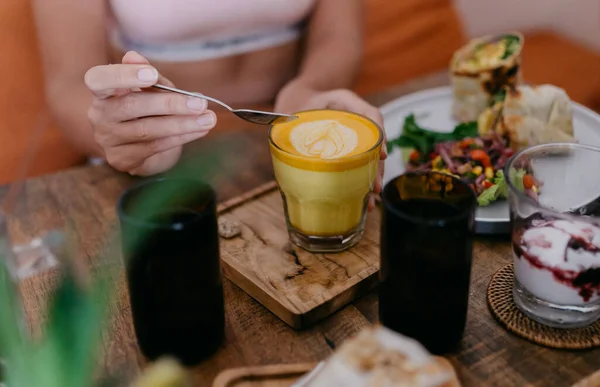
[
  {"x1": 118, "y1": 177, "x2": 224, "y2": 365},
  {"x1": 268, "y1": 110, "x2": 383, "y2": 253},
  {"x1": 506, "y1": 143, "x2": 600, "y2": 328},
  {"x1": 0, "y1": 213, "x2": 65, "y2": 386},
  {"x1": 379, "y1": 171, "x2": 477, "y2": 354}
]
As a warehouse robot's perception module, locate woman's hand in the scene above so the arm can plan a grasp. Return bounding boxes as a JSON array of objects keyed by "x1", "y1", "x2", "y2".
[
  {"x1": 84, "y1": 51, "x2": 217, "y2": 176},
  {"x1": 275, "y1": 82, "x2": 387, "y2": 210}
]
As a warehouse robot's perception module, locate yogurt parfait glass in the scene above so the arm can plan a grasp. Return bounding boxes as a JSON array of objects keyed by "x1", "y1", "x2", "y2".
[{"x1": 506, "y1": 143, "x2": 600, "y2": 328}]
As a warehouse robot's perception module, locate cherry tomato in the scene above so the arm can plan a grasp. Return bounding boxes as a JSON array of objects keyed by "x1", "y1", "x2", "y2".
[
  {"x1": 460, "y1": 138, "x2": 474, "y2": 148},
  {"x1": 523, "y1": 174, "x2": 535, "y2": 189},
  {"x1": 503, "y1": 148, "x2": 515, "y2": 158},
  {"x1": 409, "y1": 150, "x2": 421, "y2": 162},
  {"x1": 470, "y1": 149, "x2": 491, "y2": 167},
  {"x1": 483, "y1": 180, "x2": 495, "y2": 189}
]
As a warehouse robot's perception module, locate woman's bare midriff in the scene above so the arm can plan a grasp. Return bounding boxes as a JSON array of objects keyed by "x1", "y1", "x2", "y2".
[{"x1": 108, "y1": 41, "x2": 301, "y2": 109}]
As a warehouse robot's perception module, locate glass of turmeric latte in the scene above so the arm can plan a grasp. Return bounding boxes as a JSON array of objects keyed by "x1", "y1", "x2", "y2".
[{"x1": 269, "y1": 110, "x2": 383, "y2": 253}]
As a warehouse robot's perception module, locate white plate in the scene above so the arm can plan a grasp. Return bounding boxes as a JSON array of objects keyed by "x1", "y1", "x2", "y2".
[{"x1": 380, "y1": 86, "x2": 600, "y2": 234}]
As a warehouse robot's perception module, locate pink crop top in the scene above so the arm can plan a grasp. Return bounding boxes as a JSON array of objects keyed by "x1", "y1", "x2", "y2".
[{"x1": 108, "y1": 0, "x2": 317, "y2": 62}]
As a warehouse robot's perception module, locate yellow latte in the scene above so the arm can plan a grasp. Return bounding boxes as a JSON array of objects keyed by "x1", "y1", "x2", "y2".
[{"x1": 269, "y1": 110, "x2": 382, "y2": 240}]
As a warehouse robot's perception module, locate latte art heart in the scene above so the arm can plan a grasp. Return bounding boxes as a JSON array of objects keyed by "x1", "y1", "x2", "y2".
[{"x1": 290, "y1": 120, "x2": 358, "y2": 159}]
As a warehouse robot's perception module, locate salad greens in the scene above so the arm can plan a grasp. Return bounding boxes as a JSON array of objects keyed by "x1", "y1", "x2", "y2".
[
  {"x1": 477, "y1": 168, "x2": 527, "y2": 206},
  {"x1": 509, "y1": 167, "x2": 527, "y2": 193},
  {"x1": 489, "y1": 88, "x2": 507, "y2": 107},
  {"x1": 388, "y1": 114, "x2": 529, "y2": 207},
  {"x1": 387, "y1": 114, "x2": 478, "y2": 156},
  {"x1": 501, "y1": 34, "x2": 521, "y2": 59},
  {"x1": 477, "y1": 170, "x2": 508, "y2": 206}
]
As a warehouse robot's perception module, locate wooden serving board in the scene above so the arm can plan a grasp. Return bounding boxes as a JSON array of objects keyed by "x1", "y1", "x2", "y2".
[
  {"x1": 217, "y1": 181, "x2": 381, "y2": 329},
  {"x1": 212, "y1": 357, "x2": 461, "y2": 387},
  {"x1": 212, "y1": 363, "x2": 316, "y2": 387}
]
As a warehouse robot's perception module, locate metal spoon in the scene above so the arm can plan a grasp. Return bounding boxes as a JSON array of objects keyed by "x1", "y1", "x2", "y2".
[{"x1": 152, "y1": 84, "x2": 298, "y2": 125}]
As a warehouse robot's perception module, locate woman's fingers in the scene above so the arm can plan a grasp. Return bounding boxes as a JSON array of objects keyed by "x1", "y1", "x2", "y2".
[
  {"x1": 325, "y1": 90, "x2": 387, "y2": 195},
  {"x1": 290, "y1": 88, "x2": 388, "y2": 199},
  {"x1": 313, "y1": 90, "x2": 384, "y2": 127},
  {"x1": 122, "y1": 51, "x2": 175, "y2": 87},
  {"x1": 98, "y1": 91, "x2": 208, "y2": 122},
  {"x1": 105, "y1": 131, "x2": 212, "y2": 172},
  {"x1": 122, "y1": 50, "x2": 150, "y2": 65},
  {"x1": 375, "y1": 170, "x2": 383, "y2": 193},
  {"x1": 84, "y1": 64, "x2": 159, "y2": 99},
  {"x1": 85, "y1": 52, "x2": 176, "y2": 99},
  {"x1": 99, "y1": 111, "x2": 216, "y2": 146},
  {"x1": 368, "y1": 175, "x2": 383, "y2": 212},
  {"x1": 368, "y1": 196, "x2": 376, "y2": 211},
  {"x1": 308, "y1": 89, "x2": 388, "y2": 192},
  {"x1": 85, "y1": 51, "x2": 204, "y2": 175}
]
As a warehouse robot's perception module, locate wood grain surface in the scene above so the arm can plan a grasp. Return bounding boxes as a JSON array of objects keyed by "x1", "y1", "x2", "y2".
[
  {"x1": 218, "y1": 185, "x2": 380, "y2": 329},
  {"x1": 5, "y1": 72, "x2": 600, "y2": 387}
]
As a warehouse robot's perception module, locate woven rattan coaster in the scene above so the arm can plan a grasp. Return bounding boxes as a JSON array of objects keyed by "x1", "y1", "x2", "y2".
[{"x1": 487, "y1": 264, "x2": 600, "y2": 349}]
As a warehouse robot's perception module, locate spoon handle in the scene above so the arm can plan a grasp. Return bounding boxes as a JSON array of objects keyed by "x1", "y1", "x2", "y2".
[{"x1": 152, "y1": 84, "x2": 233, "y2": 111}]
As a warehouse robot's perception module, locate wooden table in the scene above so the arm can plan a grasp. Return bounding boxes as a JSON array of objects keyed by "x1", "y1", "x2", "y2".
[{"x1": 6, "y1": 72, "x2": 600, "y2": 387}]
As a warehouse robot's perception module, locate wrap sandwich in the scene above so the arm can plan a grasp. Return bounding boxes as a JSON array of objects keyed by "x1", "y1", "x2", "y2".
[
  {"x1": 450, "y1": 33, "x2": 524, "y2": 122},
  {"x1": 303, "y1": 326, "x2": 457, "y2": 387},
  {"x1": 478, "y1": 84, "x2": 575, "y2": 151}
]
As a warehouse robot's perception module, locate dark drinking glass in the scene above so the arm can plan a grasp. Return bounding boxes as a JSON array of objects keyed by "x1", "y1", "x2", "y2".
[
  {"x1": 379, "y1": 171, "x2": 476, "y2": 354},
  {"x1": 118, "y1": 178, "x2": 224, "y2": 365}
]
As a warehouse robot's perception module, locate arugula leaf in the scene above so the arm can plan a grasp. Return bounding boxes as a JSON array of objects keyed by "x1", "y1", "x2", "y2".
[
  {"x1": 453, "y1": 121, "x2": 479, "y2": 138},
  {"x1": 489, "y1": 89, "x2": 507, "y2": 107},
  {"x1": 387, "y1": 114, "x2": 478, "y2": 156},
  {"x1": 432, "y1": 122, "x2": 478, "y2": 143},
  {"x1": 501, "y1": 34, "x2": 521, "y2": 59}
]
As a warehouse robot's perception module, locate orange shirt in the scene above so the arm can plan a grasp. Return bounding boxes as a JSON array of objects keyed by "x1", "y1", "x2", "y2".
[{"x1": 0, "y1": 0, "x2": 84, "y2": 185}]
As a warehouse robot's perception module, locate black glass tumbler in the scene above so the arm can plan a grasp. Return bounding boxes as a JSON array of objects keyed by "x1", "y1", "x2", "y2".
[
  {"x1": 118, "y1": 178, "x2": 224, "y2": 365},
  {"x1": 379, "y1": 171, "x2": 477, "y2": 354}
]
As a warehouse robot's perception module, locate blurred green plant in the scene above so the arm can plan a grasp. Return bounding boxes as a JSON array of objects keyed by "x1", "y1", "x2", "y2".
[
  {"x1": 0, "y1": 227, "x2": 192, "y2": 387},
  {"x1": 0, "y1": 245, "x2": 108, "y2": 387},
  {"x1": 0, "y1": 146, "x2": 234, "y2": 386}
]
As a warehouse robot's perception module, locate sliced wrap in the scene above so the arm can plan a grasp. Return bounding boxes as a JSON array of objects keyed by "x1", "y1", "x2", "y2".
[
  {"x1": 450, "y1": 33, "x2": 524, "y2": 122},
  {"x1": 304, "y1": 326, "x2": 453, "y2": 387},
  {"x1": 478, "y1": 84, "x2": 575, "y2": 151}
]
